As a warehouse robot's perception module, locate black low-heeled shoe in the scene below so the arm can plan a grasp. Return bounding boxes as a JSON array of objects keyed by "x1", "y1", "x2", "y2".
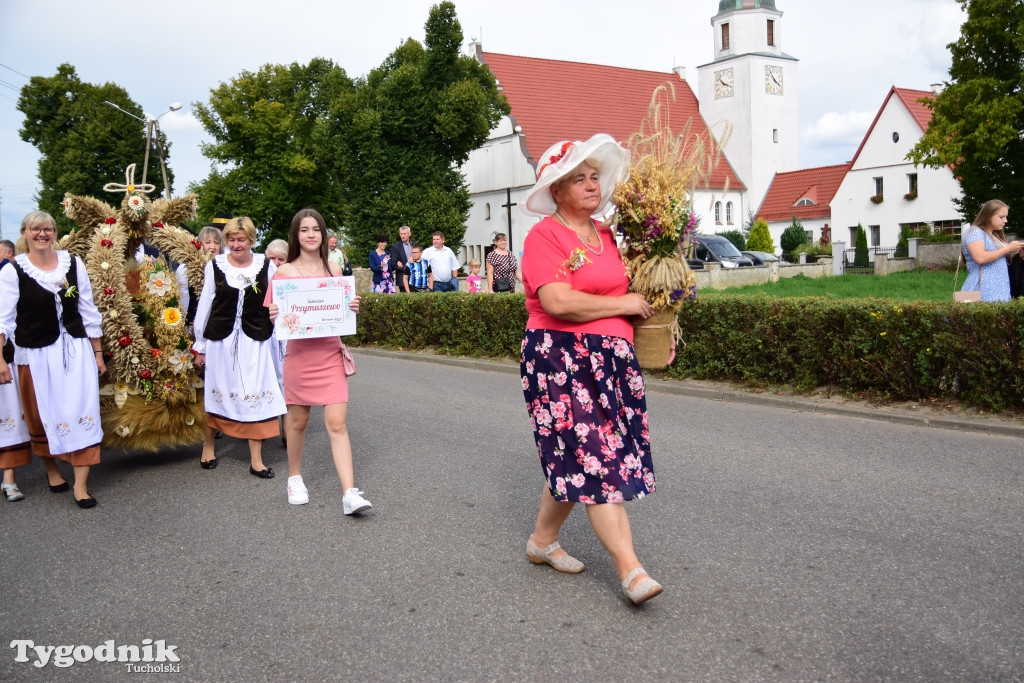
[
  {"x1": 48, "y1": 481, "x2": 70, "y2": 493},
  {"x1": 249, "y1": 466, "x2": 274, "y2": 479},
  {"x1": 200, "y1": 458, "x2": 218, "y2": 470},
  {"x1": 75, "y1": 495, "x2": 97, "y2": 509}
]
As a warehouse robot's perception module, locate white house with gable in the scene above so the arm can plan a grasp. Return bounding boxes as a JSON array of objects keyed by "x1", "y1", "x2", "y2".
[{"x1": 830, "y1": 86, "x2": 966, "y2": 249}]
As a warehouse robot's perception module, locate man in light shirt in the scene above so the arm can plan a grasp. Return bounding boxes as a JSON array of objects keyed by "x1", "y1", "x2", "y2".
[{"x1": 421, "y1": 231, "x2": 460, "y2": 292}]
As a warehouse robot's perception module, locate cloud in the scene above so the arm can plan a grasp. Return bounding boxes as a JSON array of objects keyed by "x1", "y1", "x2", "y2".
[{"x1": 801, "y1": 110, "x2": 877, "y2": 165}]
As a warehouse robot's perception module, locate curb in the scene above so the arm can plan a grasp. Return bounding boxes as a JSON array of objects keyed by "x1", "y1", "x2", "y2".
[{"x1": 352, "y1": 348, "x2": 1024, "y2": 439}]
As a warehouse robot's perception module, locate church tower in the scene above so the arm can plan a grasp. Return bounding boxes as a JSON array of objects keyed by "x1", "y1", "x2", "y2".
[{"x1": 697, "y1": 0, "x2": 799, "y2": 213}]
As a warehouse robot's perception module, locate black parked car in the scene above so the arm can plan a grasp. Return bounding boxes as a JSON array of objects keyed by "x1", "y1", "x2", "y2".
[
  {"x1": 741, "y1": 250, "x2": 780, "y2": 266},
  {"x1": 691, "y1": 234, "x2": 754, "y2": 268}
]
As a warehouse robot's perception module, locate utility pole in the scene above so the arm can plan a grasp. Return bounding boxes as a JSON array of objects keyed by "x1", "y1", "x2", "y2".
[{"x1": 501, "y1": 188, "x2": 517, "y2": 249}]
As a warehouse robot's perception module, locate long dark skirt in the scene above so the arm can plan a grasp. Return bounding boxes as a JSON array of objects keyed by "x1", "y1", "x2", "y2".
[{"x1": 520, "y1": 328, "x2": 655, "y2": 504}]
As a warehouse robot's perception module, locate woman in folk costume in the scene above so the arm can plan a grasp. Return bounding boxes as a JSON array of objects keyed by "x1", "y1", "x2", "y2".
[
  {"x1": 192, "y1": 217, "x2": 285, "y2": 477},
  {"x1": 0, "y1": 211, "x2": 106, "y2": 508},
  {"x1": 0, "y1": 274, "x2": 30, "y2": 502}
]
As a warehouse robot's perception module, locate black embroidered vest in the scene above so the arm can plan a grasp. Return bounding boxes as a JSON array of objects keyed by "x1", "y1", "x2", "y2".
[
  {"x1": 203, "y1": 258, "x2": 273, "y2": 342},
  {"x1": 13, "y1": 257, "x2": 87, "y2": 348}
]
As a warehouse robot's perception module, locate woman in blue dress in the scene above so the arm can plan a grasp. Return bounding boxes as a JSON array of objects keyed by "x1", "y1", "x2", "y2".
[
  {"x1": 961, "y1": 200, "x2": 1022, "y2": 302},
  {"x1": 368, "y1": 234, "x2": 395, "y2": 294}
]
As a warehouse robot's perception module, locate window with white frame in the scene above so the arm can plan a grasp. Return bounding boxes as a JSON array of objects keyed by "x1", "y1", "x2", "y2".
[
  {"x1": 869, "y1": 225, "x2": 880, "y2": 247},
  {"x1": 726, "y1": 201, "x2": 733, "y2": 224},
  {"x1": 849, "y1": 227, "x2": 858, "y2": 245},
  {"x1": 767, "y1": 19, "x2": 775, "y2": 47},
  {"x1": 907, "y1": 173, "x2": 918, "y2": 197},
  {"x1": 722, "y1": 23, "x2": 730, "y2": 50},
  {"x1": 873, "y1": 177, "x2": 884, "y2": 198},
  {"x1": 715, "y1": 201, "x2": 722, "y2": 224}
]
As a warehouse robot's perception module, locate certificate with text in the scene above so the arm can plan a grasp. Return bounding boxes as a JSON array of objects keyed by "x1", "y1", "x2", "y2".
[{"x1": 272, "y1": 276, "x2": 357, "y2": 340}]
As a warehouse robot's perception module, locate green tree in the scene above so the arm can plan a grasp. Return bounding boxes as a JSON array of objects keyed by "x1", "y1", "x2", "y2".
[
  {"x1": 319, "y1": 1, "x2": 509, "y2": 257},
  {"x1": 908, "y1": 0, "x2": 1024, "y2": 219},
  {"x1": 191, "y1": 58, "x2": 354, "y2": 246},
  {"x1": 854, "y1": 224, "x2": 869, "y2": 267},
  {"x1": 746, "y1": 217, "x2": 774, "y2": 252},
  {"x1": 780, "y1": 217, "x2": 806, "y2": 256},
  {"x1": 895, "y1": 225, "x2": 910, "y2": 258},
  {"x1": 718, "y1": 229, "x2": 746, "y2": 251},
  {"x1": 17, "y1": 64, "x2": 170, "y2": 234}
]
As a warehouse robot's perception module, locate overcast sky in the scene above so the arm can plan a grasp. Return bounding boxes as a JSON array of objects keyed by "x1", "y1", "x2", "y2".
[{"x1": 0, "y1": 0, "x2": 964, "y2": 239}]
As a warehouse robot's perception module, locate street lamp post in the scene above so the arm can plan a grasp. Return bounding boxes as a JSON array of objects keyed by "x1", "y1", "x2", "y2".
[{"x1": 102, "y1": 100, "x2": 182, "y2": 199}]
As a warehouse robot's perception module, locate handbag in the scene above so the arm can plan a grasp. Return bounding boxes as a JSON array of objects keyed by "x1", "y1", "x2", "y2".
[
  {"x1": 954, "y1": 228, "x2": 984, "y2": 302},
  {"x1": 340, "y1": 341, "x2": 357, "y2": 377},
  {"x1": 493, "y1": 277, "x2": 513, "y2": 292}
]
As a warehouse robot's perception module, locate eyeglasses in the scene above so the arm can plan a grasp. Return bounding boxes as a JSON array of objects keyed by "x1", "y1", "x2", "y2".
[{"x1": 28, "y1": 226, "x2": 55, "y2": 235}]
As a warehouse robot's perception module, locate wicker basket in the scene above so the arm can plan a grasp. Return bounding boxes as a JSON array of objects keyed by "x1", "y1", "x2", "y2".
[{"x1": 631, "y1": 308, "x2": 677, "y2": 369}]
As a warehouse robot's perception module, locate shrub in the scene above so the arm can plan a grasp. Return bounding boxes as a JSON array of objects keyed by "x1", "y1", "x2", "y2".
[
  {"x1": 780, "y1": 218, "x2": 807, "y2": 256},
  {"x1": 718, "y1": 229, "x2": 746, "y2": 251},
  {"x1": 747, "y1": 218, "x2": 774, "y2": 252},
  {"x1": 349, "y1": 290, "x2": 1024, "y2": 412},
  {"x1": 854, "y1": 224, "x2": 869, "y2": 267},
  {"x1": 895, "y1": 225, "x2": 910, "y2": 258}
]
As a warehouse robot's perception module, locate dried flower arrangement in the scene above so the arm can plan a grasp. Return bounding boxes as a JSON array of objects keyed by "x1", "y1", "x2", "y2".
[
  {"x1": 610, "y1": 83, "x2": 729, "y2": 367},
  {"x1": 613, "y1": 82, "x2": 728, "y2": 311}
]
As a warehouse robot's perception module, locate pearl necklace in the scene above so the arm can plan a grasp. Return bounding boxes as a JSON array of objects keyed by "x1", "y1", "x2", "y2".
[{"x1": 554, "y1": 212, "x2": 604, "y2": 256}]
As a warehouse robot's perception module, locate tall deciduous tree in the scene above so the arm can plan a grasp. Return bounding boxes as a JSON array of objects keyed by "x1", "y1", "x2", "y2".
[
  {"x1": 191, "y1": 58, "x2": 354, "y2": 246},
  {"x1": 319, "y1": 1, "x2": 509, "y2": 257},
  {"x1": 18, "y1": 64, "x2": 170, "y2": 234},
  {"x1": 908, "y1": 0, "x2": 1024, "y2": 219}
]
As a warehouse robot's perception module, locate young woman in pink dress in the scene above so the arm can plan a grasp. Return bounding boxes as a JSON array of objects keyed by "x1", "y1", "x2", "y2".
[{"x1": 266, "y1": 208, "x2": 372, "y2": 514}]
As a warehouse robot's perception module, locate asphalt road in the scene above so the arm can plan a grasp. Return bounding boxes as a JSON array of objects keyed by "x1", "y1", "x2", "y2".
[{"x1": 1, "y1": 352, "x2": 1022, "y2": 681}]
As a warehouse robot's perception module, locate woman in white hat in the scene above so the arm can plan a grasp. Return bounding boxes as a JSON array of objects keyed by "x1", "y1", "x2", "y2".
[{"x1": 519, "y1": 133, "x2": 663, "y2": 604}]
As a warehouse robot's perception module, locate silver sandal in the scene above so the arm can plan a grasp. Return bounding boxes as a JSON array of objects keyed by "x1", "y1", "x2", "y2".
[{"x1": 622, "y1": 567, "x2": 663, "y2": 604}]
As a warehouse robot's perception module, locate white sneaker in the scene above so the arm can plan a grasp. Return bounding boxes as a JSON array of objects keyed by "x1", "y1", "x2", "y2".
[
  {"x1": 342, "y1": 487, "x2": 372, "y2": 515},
  {"x1": 287, "y1": 475, "x2": 309, "y2": 505}
]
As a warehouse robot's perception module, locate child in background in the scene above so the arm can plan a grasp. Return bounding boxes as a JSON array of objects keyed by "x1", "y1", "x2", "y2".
[
  {"x1": 404, "y1": 244, "x2": 431, "y2": 293},
  {"x1": 265, "y1": 239, "x2": 289, "y2": 267},
  {"x1": 466, "y1": 258, "x2": 483, "y2": 293}
]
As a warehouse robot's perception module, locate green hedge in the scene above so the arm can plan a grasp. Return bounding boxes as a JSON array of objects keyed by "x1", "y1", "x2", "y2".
[{"x1": 352, "y1": 293, "x2": 1024, "y2": 412}]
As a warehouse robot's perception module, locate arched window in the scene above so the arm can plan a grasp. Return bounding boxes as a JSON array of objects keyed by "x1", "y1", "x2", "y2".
[
  {"x1": 795, "y1": 198, "x2": 815, "y2": 207},
  {"x1": 726, "y1": 202, "x2": 733, "y2": 223},
  {"x1": 485, "y1": 203, "x2": 491, "y2": 220},
  {"x1": 714, "y1": 202, "x2": 722, "y2": 224}
]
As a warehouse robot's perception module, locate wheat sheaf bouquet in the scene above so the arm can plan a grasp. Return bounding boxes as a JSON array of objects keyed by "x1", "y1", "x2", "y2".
[{"x1": 611, "y1": 83, "x2": 728, "y2": 367}]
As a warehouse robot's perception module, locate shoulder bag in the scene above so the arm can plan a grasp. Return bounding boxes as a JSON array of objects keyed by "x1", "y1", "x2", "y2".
[
  {"x1": 954, "y1": 228, "x2": 982, "y2": 302},
  {"x1": 340, "y1": 341, "x2": 357, "y2": 377}
]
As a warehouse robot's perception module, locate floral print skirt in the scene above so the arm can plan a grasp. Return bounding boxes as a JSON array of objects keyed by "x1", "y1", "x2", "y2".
[{"x1": 520, "y1": 328, "x2": 655, "y2": 504}]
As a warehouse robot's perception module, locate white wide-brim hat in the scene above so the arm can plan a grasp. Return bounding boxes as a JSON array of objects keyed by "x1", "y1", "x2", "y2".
[{"x1": 522, "y1": 133, "x2": 631, "y2": 218}]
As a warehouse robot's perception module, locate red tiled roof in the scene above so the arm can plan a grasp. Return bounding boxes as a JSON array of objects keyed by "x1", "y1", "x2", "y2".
[
  {"x1": 848, "y1": 86, "x2": 935, "y2": 167},
  {"x1": 757, "y1": 162, "x2": 851, "y2": 222},
  {"x1": 481, "y1": 52, "x2": 744, "y2": 191}
]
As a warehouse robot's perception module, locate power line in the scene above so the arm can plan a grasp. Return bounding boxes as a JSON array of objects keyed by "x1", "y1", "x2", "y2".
[
  {"x1": 0, "y1": 79, "x2": 20, "y2": 90},
  {"x1": 0, "y1": 63, "x2": 30, "y2": 80}
]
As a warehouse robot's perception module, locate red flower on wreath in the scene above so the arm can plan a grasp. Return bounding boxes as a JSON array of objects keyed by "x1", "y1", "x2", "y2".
[
  {"x1": 151, "y1": 348, "x2": 162, "y2": 358},
  {"x1": 138, "y1": 368, "x2": 153, "y2": 380},
  {"x1": 117, "y1": 334, "x2": 132, "y2": 347},
  {"x1": 191, "y1": 240, "x2": 202, "y2": 250},
  {"x1": 104, "y1": 217, "x2": 116, "y2": 225},
  {"x1": 103, "y1": 287, "x2": 114, "y2": 296},
  {"x1": 100, "y1": 239, "x2": 113, "y2": 247},
  {"x1": 153, "y1": 222, "x2": 164, "y2": 229}
]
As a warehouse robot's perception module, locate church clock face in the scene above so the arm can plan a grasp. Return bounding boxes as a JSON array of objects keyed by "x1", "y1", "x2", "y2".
[
  {"x1": 765, "y1": 65, "x2": 783, "y2": 95},
  {"x1": 714, "y1": 67, "x2": 734, "y2": 99}
]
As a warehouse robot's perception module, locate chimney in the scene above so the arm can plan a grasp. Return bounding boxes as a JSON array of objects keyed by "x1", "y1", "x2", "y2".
[
  {"x1": 673, "y1": 65, "x2": 686, "y2": 81},
  {"x1": 930, "y1": 83, "x2": 944, "y2": 95}
]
